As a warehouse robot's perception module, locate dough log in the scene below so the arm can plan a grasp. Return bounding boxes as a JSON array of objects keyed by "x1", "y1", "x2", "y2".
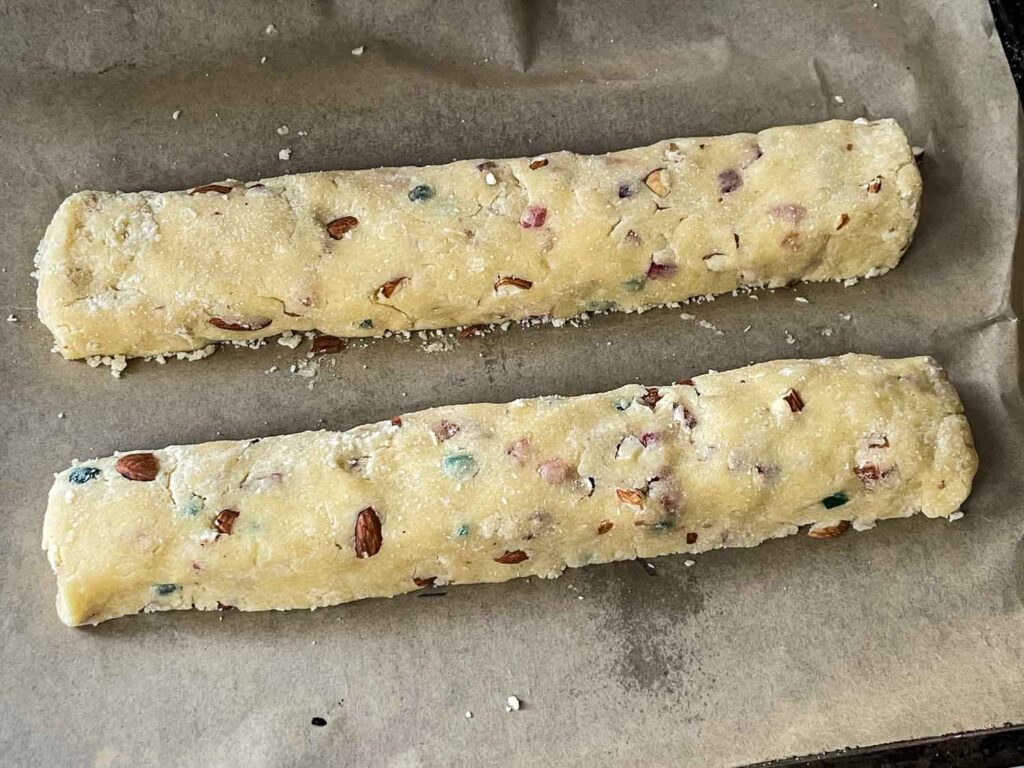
[
  {"x1": 43, "y1": 355, "x2": 975, "y2": 626},
  {"x1": 36, "y1": 120, "x2": 921, "y2": 360}
]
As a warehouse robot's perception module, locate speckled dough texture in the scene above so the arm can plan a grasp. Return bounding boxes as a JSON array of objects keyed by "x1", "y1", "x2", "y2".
[
  {"x1": 35, "y1": 119, "x2": 921, "y2": 360},
  {"x1": 43, "y1": 354, "x2": 975, "y2": 627}
]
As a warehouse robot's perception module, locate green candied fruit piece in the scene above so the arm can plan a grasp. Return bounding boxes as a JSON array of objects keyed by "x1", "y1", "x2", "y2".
[
  {"x1": 154, "y1": 583, "x2": 178, "y2": 596},
  {"x1": 613, "y1": 397, "x2": 632, "y2": 411},
  {"x1": 455, "y1": 523, "x2": 470, "y2": 538},
  {"x1": 623, "y1": 276, "x2": 647, "y2": 292},
  {"x1": 68, "y1": 466, "x2": 101, "y2": 485},
  {"x1": 442, "y1": 454, "x2": 479, "y2": 481},
  {"x1": 359, "y1": 318, "x2": 374, "y2": 329},
  {"x1": 180, "y1": 495, "x2": 205, "y2": 517},
  {"x1": 822, "y1": 491, "x2": 849, "y2": 509},
  {"x1": 408, "y1": 183, "x2": 435, "y2": 202},
  {"x1": 585, "y1": 300, "x2": 616, "y2": 312},
  {"x1": 652, "y1": 520, "x2": 674, "y2": 532}
]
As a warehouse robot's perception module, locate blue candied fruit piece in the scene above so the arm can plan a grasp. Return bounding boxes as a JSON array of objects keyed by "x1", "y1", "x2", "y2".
[
  {"x1": 359, "y1": 318, "x2": 374, "y2": 329},
  {"x1": 442, "y1": 454, "x2": 478, "y2": 480},
  {"x1": 180, "y1": 495, "x2": 204, "y2": 517},
  {"x1": 408, "y1": 184, "x2": 435, "y2": 202},
  {"x1": 68, "y1": 466, "x2": 101, "y2": 485},
  {"x1": 455, "y1": 523, "x2": 470, "y2": 538},
  {"x1": 154, "y1": 583, "x2": 178, "y2": 595},
  {"x1": 822, "y1": 491, "x2": 849, "y2": 509}
]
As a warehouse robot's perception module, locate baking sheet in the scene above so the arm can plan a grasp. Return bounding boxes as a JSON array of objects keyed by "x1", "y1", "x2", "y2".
[{"x1": 1, "y1": 0, "x2": 1021, "y2": 765}]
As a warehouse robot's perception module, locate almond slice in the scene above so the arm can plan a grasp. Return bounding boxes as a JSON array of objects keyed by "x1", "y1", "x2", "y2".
[
  {"x1": 354, "y1": 507, "x2": 383, "y2": 558},
  {"x1": 783, "y1": 388, "x2": 804, "y2": 412},
  {"x1": 807, "y1": 520, "x2": 850, "y2": 539},
  {"x1": 326, "y1": 216, "x2": 359, "y2": 239},
  {"x1": 376, "y1": 276, "x2": 408, "y2": 300},
  {"x1": 494, "y1": 549, "x2": 528, "y2": 564},
  {"x1": 209, "y1": 316, "x2": 272, "y2": 331},
  {"x1": 310, "y1": 334, "x2": 346, "y2": 356},
  {"x1": 214, "y1": 509, "x2": 240, "y2": 535},
  {"x1": 616, "y1": 488, "x2": 646, "y2": 507},
  {"x1": 644, "y1": 168, "x2": 669, "y2": 197},
  {"x1": 638, "y1": 387, "x2": 662, "y2": 409},
  {"x1": 115, "y1": 453, "x2": 159, "y2": 481},
  {"x1": 189, "y1": 184, "x2": 232, "y2": 195},
  {"x1": 494, "y1": 276, "x2": 533, "y2": 291}
]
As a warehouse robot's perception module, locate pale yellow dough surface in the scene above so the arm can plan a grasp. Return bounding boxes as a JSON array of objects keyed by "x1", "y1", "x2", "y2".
[
  {"x1": 43, "y1": 355, "x2": 975, "y2": 626},
  {"x1": 36, "y1": 119, "x2": 921, "y2": 359}
]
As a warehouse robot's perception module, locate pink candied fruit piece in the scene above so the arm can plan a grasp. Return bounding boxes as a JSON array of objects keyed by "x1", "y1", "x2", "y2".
[
  {"x1": 646, "y1": 261, "x2": 677, "y2": 279},
  {"x1": 520, "y1": 205, "x2": 548, "y2": 228},
  {"x1": 506, "y1": 437, "x2": 531, "y2": 464},
  {"x1": 537, "y1": 458, "x2": 575, "y2": 485},
  {"x1": 639, "y1": 432, "x2": 661, "y2": 447}
]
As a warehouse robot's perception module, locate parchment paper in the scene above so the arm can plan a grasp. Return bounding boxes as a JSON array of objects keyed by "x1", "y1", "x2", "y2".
[{"x1": 1, "y1": 1, "x2": 1021, "y2": 765}]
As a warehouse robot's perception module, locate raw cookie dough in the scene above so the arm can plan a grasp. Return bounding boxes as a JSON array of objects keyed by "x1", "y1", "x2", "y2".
[
  {"x1": 43, "y1": 354, "x2": 975, "y2": 626},
  {"x1": 35, "y1": 119, "x2": 921, "y2": 360}
]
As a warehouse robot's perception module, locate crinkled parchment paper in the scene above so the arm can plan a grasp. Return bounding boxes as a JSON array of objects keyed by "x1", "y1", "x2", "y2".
[{"x1": 0, "y1": 1, "x2": 1020, "y2": 765}]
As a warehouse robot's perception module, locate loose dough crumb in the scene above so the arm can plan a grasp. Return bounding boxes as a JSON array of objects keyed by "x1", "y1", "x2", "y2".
[
  {"x1": 176, "y1": 345, "x2": 217, "y2": 362},
  {"x1": 277, "y1": 331, "x2": 302, "y2": 349},
  {"x1": 422, "y1": 339, "x2": 455, "y2": 353},
  {"x1": 85, "y1": 354, "x2": 128, "y2": 378},
  {"x1": 696, "y1": 319, "x2": 723, "y2": 335},
  {"x1": 278, "y1": 148, "x2": 292, "y2": 161},
  {"x1": 293, "y1": 358, "x2": 320, "y2": 379}
]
